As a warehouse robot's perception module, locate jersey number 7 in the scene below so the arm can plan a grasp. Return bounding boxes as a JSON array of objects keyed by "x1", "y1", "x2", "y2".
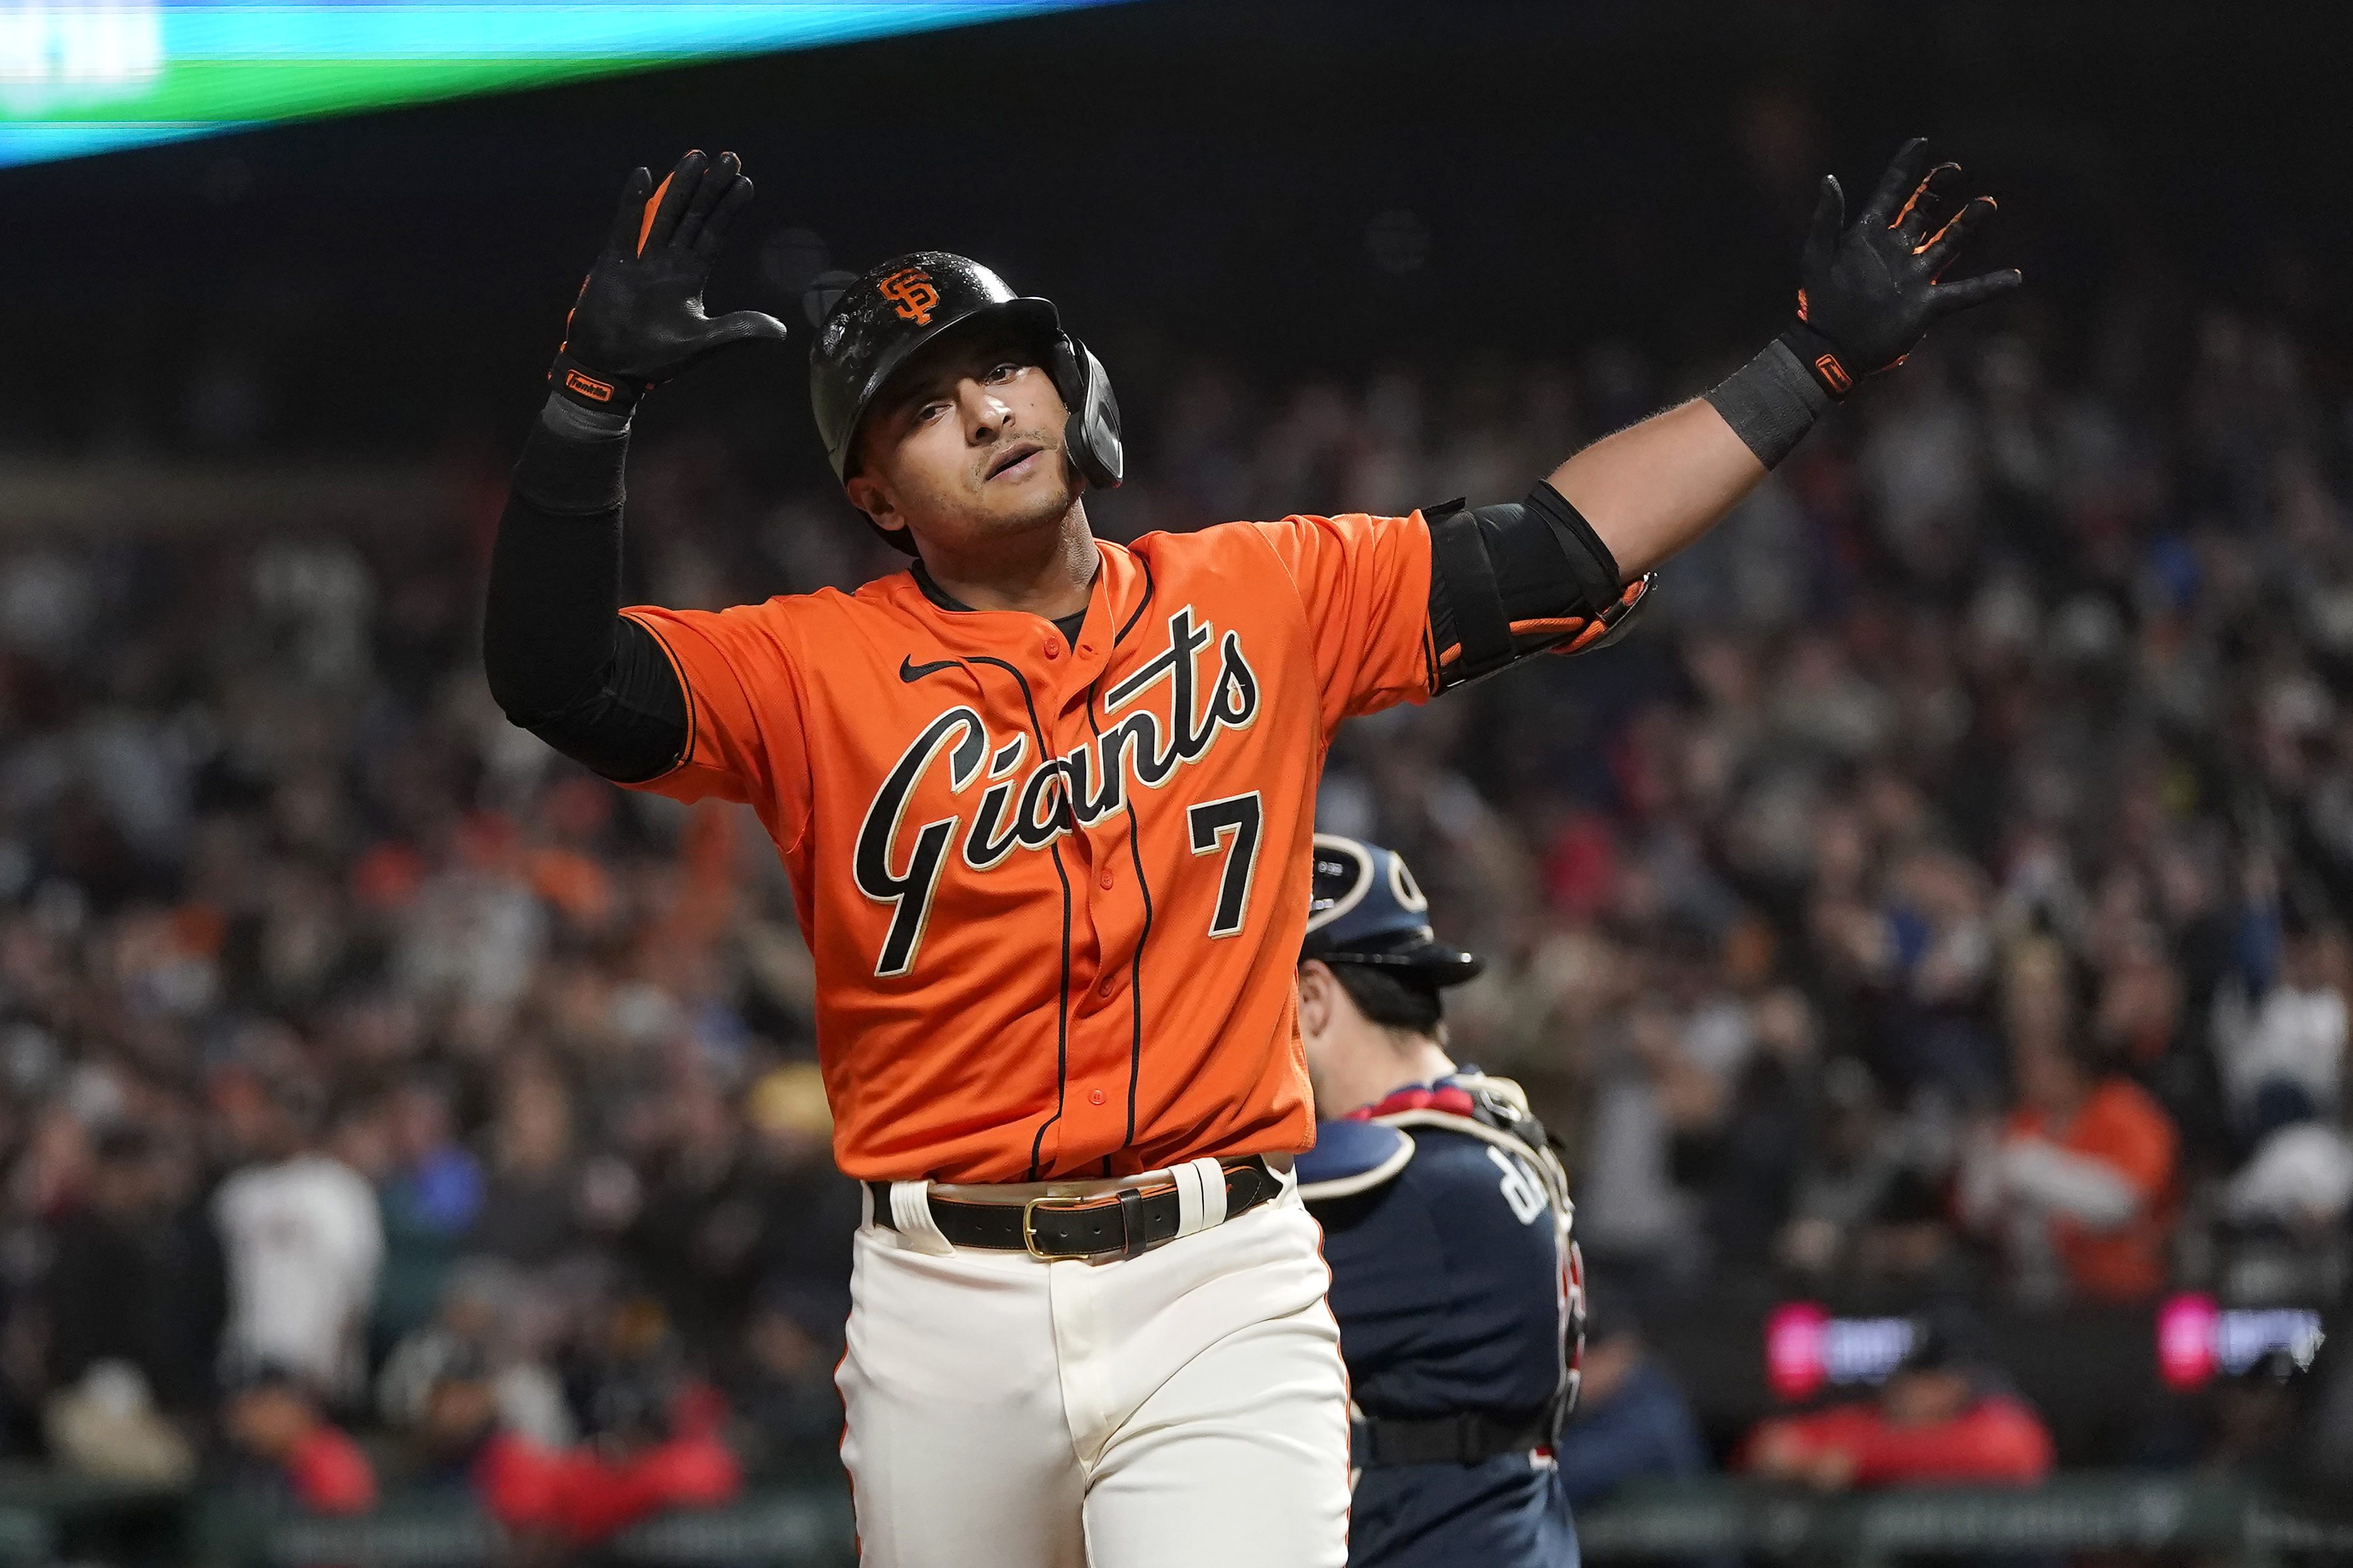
[{"x1": 1187, "y1": 792, "x2": 1263, "y2": 938}]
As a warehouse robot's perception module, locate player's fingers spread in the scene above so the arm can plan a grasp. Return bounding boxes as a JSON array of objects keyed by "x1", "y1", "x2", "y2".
[
  {"x1": 1859, "y1": 137, "x2": 1929, "y2": 229},
  {"x1": 606, "y1": 167, "x2": 654, "y2": 254},
  {"x1": 1916, "y1": 195, "x2": 1997, "y2": 276},
  {"x1": 691, "y1": 153, "x2": 736, "y2": 211},
  {"x1": 668, "y1": 148, "x2": 711, "y2": 195},
  {"x1": 1927, "y1": 267, "x2": 2024, "y2": 318},
  {"x1": 1805, "y1": 175, "x2": 1845, "y2": 262},
  {"x1": 1893, "y1": 162, "x2": 1963, "y2": 243},
  {"x1": 641, "y1": 150, "x2": 706, "y2": 254},
  {"x1": 695, "y1": 178, "x2": 757, "y2": 258},
  {"x1": 672, "y1": 154, "x2": 735, "y2": 251}
]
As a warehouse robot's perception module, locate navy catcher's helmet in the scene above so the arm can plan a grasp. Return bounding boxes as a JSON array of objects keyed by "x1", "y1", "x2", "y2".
[
  {"x1": 808, "y1": 251, "x2": 1121, "y2": 553},
  {"x1": 1302, "y1": 833, "x2": 1483, "y2": 986}
]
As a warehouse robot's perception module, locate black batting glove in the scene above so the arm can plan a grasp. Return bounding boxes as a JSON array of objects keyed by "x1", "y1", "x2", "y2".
[
  {"x1": 549, "y1": 149, "x2": 789, "y2": 416},
  {"x1": 1779, "y1": 138, "x2": 2021, "y2": 400}
]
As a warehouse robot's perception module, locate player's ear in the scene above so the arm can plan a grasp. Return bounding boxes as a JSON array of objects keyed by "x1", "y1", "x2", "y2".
[
  {"x1": 1296, "y1": 962, "x2": 1334, "y2": 1041},
  {"x1": 846, "y1": 473, "x2": 905, "y2": 536}
]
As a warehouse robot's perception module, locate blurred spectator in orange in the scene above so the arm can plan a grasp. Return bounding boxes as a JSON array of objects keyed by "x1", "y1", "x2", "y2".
[
  {"x1": 1958, "y1": 950, "x2": 2179, "y2": 1302},
  {"x1": 1738, "y1": 1322, "x2": 2052, "y2": 1489}
]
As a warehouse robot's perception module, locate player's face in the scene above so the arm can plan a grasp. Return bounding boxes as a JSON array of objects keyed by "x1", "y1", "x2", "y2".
[{"x1": 848, "y1": 325, "x2": 1079, "y2": 553}]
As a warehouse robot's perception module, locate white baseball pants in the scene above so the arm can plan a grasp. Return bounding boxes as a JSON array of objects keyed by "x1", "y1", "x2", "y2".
[{"x1": 837, "y1": 1163, "x2": 1351, "y2": 1567}]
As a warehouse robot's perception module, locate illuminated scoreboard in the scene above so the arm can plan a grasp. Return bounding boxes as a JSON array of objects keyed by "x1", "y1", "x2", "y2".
[{"x1": 0, "y1": 1, "x2": 1124, "y2": 167}]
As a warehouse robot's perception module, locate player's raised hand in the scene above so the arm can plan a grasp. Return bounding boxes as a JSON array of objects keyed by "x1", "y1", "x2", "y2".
[
  {"x1": 549, "y1": 149, "x2": 790, "y2": 416},
  {"x1": 1779, "y1": 138, "x2": 2021, "y2": 400}
]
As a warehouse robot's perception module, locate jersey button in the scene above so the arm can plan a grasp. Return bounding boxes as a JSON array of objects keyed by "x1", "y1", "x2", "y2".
[
  {"x1": 1089, "y1": 1089, "x2": 1106, "y2": 1106},
  {"x1": 1043, "y1": 636, "x2": 1062, "y2": 659},
  {"x1": 1097, "y1": 977, "x2": 1116, "y2": 998},
  {"x1": 1098, "y1": 867, "x2": 1114, "y2": 890}
]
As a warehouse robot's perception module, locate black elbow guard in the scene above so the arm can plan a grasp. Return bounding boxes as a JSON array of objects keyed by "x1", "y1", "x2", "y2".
[
  {"x1": 503, "y1": 616, "x2": 691, "y2": 785},
  {"x1": 1425, "y1": 482, "x2": 1657, "y2": 692}
]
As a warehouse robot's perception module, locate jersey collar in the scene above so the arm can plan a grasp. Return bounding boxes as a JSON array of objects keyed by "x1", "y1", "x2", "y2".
[{"x1": 887, "y1": 540, "x2": 1145, "y2": 690}]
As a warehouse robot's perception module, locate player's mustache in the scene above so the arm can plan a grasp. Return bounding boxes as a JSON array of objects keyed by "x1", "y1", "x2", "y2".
[{"x1": 975, "y1": 428, "x2": 1063, "y2": 481}]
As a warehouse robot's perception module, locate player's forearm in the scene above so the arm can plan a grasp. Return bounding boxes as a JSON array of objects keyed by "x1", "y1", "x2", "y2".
[
  {"x1": 484, "y1": 406, "x2": 689, "y2": 781},
  {"x1": 485, "y1": 409, "x2": 631, "y2": 723},
  {"x1": 1545, "y1": 398, "x2": 1771, "y2": 582}
]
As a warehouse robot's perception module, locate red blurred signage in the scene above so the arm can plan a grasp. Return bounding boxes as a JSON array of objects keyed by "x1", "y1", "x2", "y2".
[
  {"x1": 1766, "y1": 1302, "x2": 1829, "y2": 1401},
  {"x1": 2156, "y1": 1293, "x2": 2220, "y2": 1390}
]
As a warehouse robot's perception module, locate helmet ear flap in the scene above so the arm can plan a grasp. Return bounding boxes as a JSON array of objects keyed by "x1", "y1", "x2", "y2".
[{"x1": 1049, "y1": 334, "x2": 1123, "y2": 491}]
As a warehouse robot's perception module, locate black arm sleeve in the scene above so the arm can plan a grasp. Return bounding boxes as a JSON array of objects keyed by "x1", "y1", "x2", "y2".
[
  {"x1": 483, "y1": 420, "x2": 688, "y2": 784},
  {"x1": 1426, "y1": 480, "x2": 1647, "y2": 692}
]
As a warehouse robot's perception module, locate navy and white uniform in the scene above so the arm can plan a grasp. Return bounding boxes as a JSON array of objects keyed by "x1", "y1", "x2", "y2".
[{"x1": 1301, "y1": 1071, "x2": 1584, "y2": 1568}]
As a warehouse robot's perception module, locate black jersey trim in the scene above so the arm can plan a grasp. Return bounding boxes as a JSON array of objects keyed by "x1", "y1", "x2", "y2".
[
  {"x1": 1114, "y1": 555, "x2": 1156, "y2": 646},
  {"x1": 908, "y1": 560, "x2": 960, "y2": 613},
  {"x1": 618, "y1": 612, "x2": 699, "y2": 783}
]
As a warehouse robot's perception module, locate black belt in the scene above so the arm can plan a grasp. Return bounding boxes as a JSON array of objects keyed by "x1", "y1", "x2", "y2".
[
  {"x1": 1352, "y1": 1410, "x2": 1550, "y2": 1468},
  {"x1": 868, "y1": 1156, "x2": 1279, "y2": 1261}
]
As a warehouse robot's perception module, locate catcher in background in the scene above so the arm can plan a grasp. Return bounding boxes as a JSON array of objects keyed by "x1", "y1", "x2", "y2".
[{"x1": 1296, "y1": 834, "x2": 1585, "y2": 1567}]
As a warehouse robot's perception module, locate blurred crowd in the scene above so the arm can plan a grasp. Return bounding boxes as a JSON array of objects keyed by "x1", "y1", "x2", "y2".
[
  {"x1": 0, "y1": 471, "x2": 858, "y2": 1525},
  {"x1": 0, "y1": 260, "x2": 2349, "y2": 1516},
  {"x1": 1258, "y1": 300, "x2": 2353, "y2": 1324}
]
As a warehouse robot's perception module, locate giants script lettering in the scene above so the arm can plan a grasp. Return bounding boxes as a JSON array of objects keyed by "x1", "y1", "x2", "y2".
[{"x1": 853, "y1": 608, "x2": 1261, "y2": 977}]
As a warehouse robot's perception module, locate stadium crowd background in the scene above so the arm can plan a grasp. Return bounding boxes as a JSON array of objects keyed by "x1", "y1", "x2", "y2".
[{"x1": 3, "y1": 0, "x2": 2352, "y2": 1545}]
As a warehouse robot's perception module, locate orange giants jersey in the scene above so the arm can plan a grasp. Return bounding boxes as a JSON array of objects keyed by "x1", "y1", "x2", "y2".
[{"x1": 621, "y1": 512, "x2": 1437, "y2": 1183}]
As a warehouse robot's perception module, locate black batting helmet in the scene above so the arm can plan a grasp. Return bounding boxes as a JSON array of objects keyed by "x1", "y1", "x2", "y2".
[{"x1": 808, "y1": 251, "x2": 1123, "y2": 553}]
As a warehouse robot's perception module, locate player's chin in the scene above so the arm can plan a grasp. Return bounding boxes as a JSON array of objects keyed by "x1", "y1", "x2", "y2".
[{"x1": 970, "y1": 473, "x2": 1077, "y2": 533}]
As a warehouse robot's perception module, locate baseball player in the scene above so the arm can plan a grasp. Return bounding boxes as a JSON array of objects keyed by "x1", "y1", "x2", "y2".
[
  {"x1": 481, "y1": 143, "x2": 2015, "y2": 1566},
  {"x1": 1295, "y1": 835, "x2": 1584, "y2": 1567}
]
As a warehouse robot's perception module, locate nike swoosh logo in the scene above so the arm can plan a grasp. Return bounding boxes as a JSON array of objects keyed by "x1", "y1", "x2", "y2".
[{"x1": 899, "y1": 655, "x2": 959, "y2": 683}]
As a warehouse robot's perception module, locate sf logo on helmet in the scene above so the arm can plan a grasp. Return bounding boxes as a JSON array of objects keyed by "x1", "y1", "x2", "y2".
[{"x1": 879, "y1": 267, "x2": 940, "y2": 325}]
